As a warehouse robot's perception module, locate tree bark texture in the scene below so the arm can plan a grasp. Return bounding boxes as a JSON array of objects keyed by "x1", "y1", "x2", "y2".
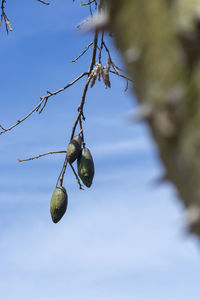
[{"x1": 106, "y1": 0, "x2": 200, "y2": 237}]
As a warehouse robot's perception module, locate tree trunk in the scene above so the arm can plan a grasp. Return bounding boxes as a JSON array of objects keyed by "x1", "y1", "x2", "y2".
[{"x1": 106, "y1": 0, "x2": 200, "y2": 238}]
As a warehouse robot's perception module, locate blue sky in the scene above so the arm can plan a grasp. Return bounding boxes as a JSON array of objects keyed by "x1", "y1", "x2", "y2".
[{"x1": 0, "y1": 1, "x2": 200, "y2": 300}]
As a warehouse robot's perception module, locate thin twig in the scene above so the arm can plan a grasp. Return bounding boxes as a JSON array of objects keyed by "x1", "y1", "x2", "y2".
[
  {"x1": 70, "y1": 76, "x2": 91, "y2": 140},
  {"x1": 70, "y1": 163, "x2": 84, "y2": 190},
  {"x1": 58, "y1": 27, "x2": 99, "y2": 186},
  {"x1": 98, "y1": 30, "x2": 104, "y2": 63},
  {"x1": 123, "y1": 79, "x2": 129, "y2": 93},
  {"x1": 71, "y1": 42, "x2": 94, "y2": 63},
  {"x1": 109, "y1": 69, "x2": 133, "y2": 82},
  {"x1": 102, "y1": 41, "x2": 120, "y2": 74},
  {"x1": 0, "y1": 0, "x2": 12, "y2": 33},
  {"x1": 18, "y1": 151, "x2": 66, "y2": 163},
  {"x1": 4, "y1": 0, "x2": 130, "y2": 193},
  {"x1": 37, "y1": 0, "x2": 50, "y2": 5},
  {"x1": 0, "y1": 98, "x2": 45, "y2": 135},
  {"x1": 70, "y1": 28, "x2": 99, "y2": 141},
  {"x1": 0, "y1": 72, "x2": 88, "y2": 135},
  {"x1": 79, "y1": 113, "x2": 85, "y2": 146},
  {"x1": 38, "y1": 98, "x2": 48, "y2": 114},
  {"x1": 81, "y1": 0, "x2": 96, "y2": 6},
  {"x1": 89, "y1": 0, "x2": 93, "y2": 16}
]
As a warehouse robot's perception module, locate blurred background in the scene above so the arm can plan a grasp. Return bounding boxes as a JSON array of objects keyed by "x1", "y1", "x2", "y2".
[{"x1": 0, "y1": 1, "x2": 200, "y2": 299}]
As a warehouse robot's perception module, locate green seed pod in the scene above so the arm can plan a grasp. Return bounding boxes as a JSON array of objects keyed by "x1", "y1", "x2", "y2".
[
  {"x1": 50, "y1": 186, "x2": 68, "y2": 223},
  {"x1": 66, "y1": 135, "x2": 82, "y2": 164},
  {"x1": 77, "y1": 148, "x2": 94, "y2": 187}
]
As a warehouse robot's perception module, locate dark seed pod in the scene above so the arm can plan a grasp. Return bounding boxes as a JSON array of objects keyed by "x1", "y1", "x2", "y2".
[
  {"x1": 50, "y1": 186, "x2": 68, "y2": 223},
  {"x1": 77, "y1": 148, "x2": 94, "y2": 187},
  {"x1": 66, "y1": 135, "x2": 82, "y2": 164}
]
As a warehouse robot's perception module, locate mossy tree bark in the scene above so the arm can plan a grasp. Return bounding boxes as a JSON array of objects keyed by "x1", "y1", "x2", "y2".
[{"x1": 106, "y1": 0, "x2": 200, "y2": 237}]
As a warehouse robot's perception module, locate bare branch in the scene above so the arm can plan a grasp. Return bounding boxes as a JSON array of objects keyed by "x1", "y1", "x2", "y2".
[
  {"x1": 70, "y1": 163, "x2": 84, "y2": 190},
  {"x1": 0, "y1": 72, "x2": 88, "y2": 135},
  {"x1": 37, "y1": 0, "x2": 50, "y2": 5},
  {"x1": 0, "y1": 98, "x2": 45, "y2": 135},
  {"x1": 98, "y1": 30, "x2": 105, "y2": 63},
  {"x1": 81, "y1": 0, "x2": 97, "y2": 6},
  {"x1": 81, "y1": 0, "x2": 97, "y2": 16},
  {"x1": 71, "y1": 42, "x2": 94, "y2": 63},
  {"x1": 123, "y1": 79, "x2": 129, "y2": 93},
  {"x1": 109, "y1": 70, "x2": 133, "y2": 82},
  {"x1": 58, "y1": 28, "x2": 99, "y2": 186},
  {"x1": 0, "y1": 0, "x2": 12, "y2": 33},
  {"x1": 18, "y1": 151, "x2": 66, "y2": 163},
  {"x1": 70, "y1": 75, "x2": 91, "y2": 140},
  {"x1": 2, "y1": 0, "x2": 132, "y2": 197}
]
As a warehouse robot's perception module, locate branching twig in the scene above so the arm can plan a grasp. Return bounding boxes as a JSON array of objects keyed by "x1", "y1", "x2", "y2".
[
  {"x1": 97, "y1": 30, "x2": 132, "y2": 88},
  {"x1": 0, "y1": 0, "x2": 12, "y2": 33},
  {"x1": 0, "y1": 98, "x2": 45, "y2": 135},
  {"x1": 0, "y1": 72, "x2": 88, "y2": 135},
  {"x1": 102, "y1": 41, "x2": 120, "y2": 74},
  {"x1": 2, "y1": 0, "x2": 132, "y2": 195},
  {"x1": 58, "y1": 28, "x2": 99, "y2": 186},
  {"x1": 81, "y1": 0, "x2": 97, "y2": 16},
  {"x1": 57, "y1": 0, "x2": 132, "y2": 187},
  {"x1": 81, "y1": 0, "x2": 97, "y2": 6}
]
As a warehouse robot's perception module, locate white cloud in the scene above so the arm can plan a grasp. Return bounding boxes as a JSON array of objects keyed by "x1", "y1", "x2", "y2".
[
  {"x1": 0, "y1": 183, "x2": 200, "y2": 300},
  {"x1": 91, "y1": 136, "x2": 154, "y2": 157}
]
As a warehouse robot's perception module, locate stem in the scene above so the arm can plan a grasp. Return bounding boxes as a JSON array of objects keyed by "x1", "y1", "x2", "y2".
[
  {"x1": 18, "y1": 151, "x2": 66, "y2": 163},
  {"x1": 58, "y1": 27, "x2": 99, "y2": 186},
  {"x1": 0, "y1": 72, "x2": 88, "y2": 135}
]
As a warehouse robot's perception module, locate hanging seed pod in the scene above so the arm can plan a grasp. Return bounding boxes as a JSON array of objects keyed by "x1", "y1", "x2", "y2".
[
  {"x1": 77, "y1": 148, "x2": 94, "y2": 187},
  {"x1": 50, "y1": 186, "x2": 68, "y2": 223},
  {"x1": 66, "y1": 135, "x2": 82, "y2": 164}
]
